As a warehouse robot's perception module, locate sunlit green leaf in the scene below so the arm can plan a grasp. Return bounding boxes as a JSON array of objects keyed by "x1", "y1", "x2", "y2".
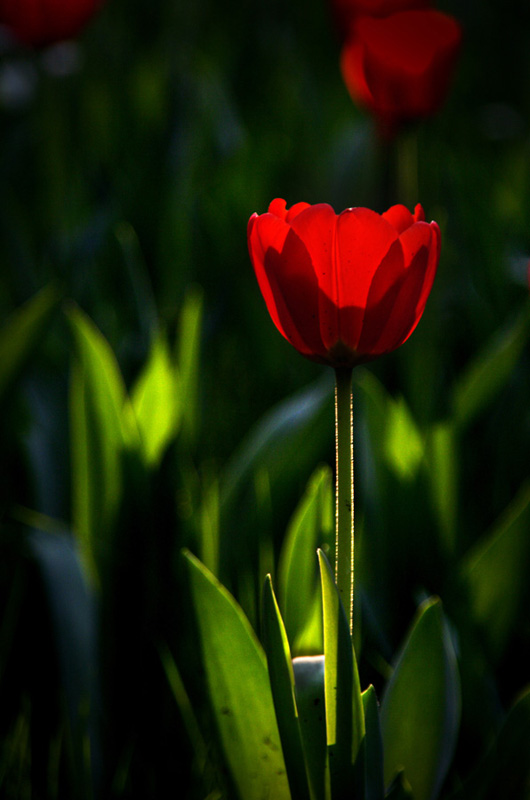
[
  {"x1": 451, "y1": 303, "x2": 530, "y2": 430},
  {"x1": 0, "y1": 284, "x2": 60, "y2": 401},
  {"x1": 318, "y1": 549, "x2": 364, "y2": 797},
  {"x1": 460, "y1": 481, "x2": 530, "y2": 661},
  {"x1": 67, "y1": 305, "x2": 136, "y2": 584},
  {"x1": 262, "y1": 575, "x2": 310, "y2": 800},
  {"x1": 278, "y1": 465, "x2": 333, "y2": 655},
  {"x1": 380, "y1": 597, "x2": 460, "y2": 800},
  {"x1": 130, "y1": 330, "x2": 180, "y2": 466},
  {"x1": 357, "y1": 371, "x2": 424, "y2": 483},
  {"x1": 184, "y1": 550, "x2": 290, "y2": 800}
]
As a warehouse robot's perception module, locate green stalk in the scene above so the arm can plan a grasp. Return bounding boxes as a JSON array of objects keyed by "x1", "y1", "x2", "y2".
[{"x1": 334, "y1": 367, "x2": 354, "y2": 635}]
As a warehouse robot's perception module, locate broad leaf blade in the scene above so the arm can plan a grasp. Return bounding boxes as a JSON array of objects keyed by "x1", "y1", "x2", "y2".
[
  {"x1": 262, "y1": 575, "x2": 311, "y2": 800},
  {"x1": 278, "y1": 465, "x2": 333, "y2": 655},
  {"x1": 184, "y1": 550, "x2": 290, "y2": 800},
  {"x1": 67, "y1": 306, "x2": 133, "y2": 584},
  {"x1": 380, "y1": 597, "x2": 460, "y2": 800},
  {"x1": 318, "y1": 549, "x2": 364, "y2": 798}
]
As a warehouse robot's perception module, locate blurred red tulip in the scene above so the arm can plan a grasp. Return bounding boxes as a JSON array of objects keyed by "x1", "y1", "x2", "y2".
[
  {"x1": 0, "y1": 0, "x2": 104, "y2": 47},
  {"x1": 341, "y1": 9, "x2": 462, "y2": 137},
  {"x1": 248, "y1": 198, "x2": 440, "y2": 368},
  {"x1": 331, "y1": 0, "x2": 429, "y2": 40}
]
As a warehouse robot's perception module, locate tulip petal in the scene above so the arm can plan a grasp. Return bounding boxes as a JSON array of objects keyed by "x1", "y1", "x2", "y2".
[
  {"x1": 356, "y1": 238, "x2": 406, "y2": 353},
  {"x1": 383, "y1": 204, "x2": 420, "y2": 234},
  {"x1": 334, "y1": 207, "x2": 400, "y2": 349},
  {"x1": 370, "y1": 222, "x2": 438, "y2": 353},
  {"x1": 288, "y1": 204, "x2": 339, "y2": 352},
  {"x1": 248, "y1": 212, "x2": 326, "y2": 357}
]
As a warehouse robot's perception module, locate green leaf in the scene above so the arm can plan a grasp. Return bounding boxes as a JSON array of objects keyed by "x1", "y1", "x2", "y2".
[
  {"x1": 183, "y1": 550, "x2": 291, "y2": 800},
  {"x1": 362, "y1": 686, "x2": 384, "y2": 800},
  {"x1": 278, "y1": 465, "x2": 333, "y2": 655},
  {"x1": 451, "y1": 303, "x2": 530, "y2": 430},
  {"x1": 130, "y1": 330, "x2": 180, "y2": 466},
  {"x1": 357, "y1": 371, "x2": 424, "y2": 484},
  {"x1": 460, "y1": 481, "x2": 530, "y2": 661},
  {"x1": 318, "y1": 549, "x2": 364, "y2": 799},
  {"x1": 0, "y1": 284, "x2": 60, "y2": 401},
  {"x1": 292, "y1": 656, "x2": 329, "y2": 800},
  {"x1": 262, "y1": 575, "x2": 311, "y2": 800},
  {"x1": 380, "y1": 597, "x2": 460, "y2": 800},
  {"x1": 176, "y1": 286, "x2": 203, "y2": 446},
  {"x1": 67, "y1": 305, "x2": 135, "y2": 584}
]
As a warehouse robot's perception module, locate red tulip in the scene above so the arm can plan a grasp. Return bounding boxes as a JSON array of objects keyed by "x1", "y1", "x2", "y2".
[
  {"x1": 248, "y1": 199, "x2": 440, "y2": 368},
  {"x1": 0, "y1": 0, "x2": 104, "y2": 47},
  {"x1": 341, "y1": 9, "x2": 462, "y2": 136}
]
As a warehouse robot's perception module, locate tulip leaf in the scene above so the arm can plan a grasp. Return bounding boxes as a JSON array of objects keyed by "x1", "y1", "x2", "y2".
[
  {"x1": 318, "y1": 549, "x2": 364, "y2": 798},
  {"x1": 362, "y1": 685, "x2": 385, "y2": 800},
  {"x1": 67, "y1": 305, "x2": 135, "y2": 584},
  {"x1": 0, "y1": 284, "x2": 60, "y2": 401},
  {"x1": 460, "y1": 480, "x2": 530, "y2": 661},
  {"x1": 380, "y1": 597, "x2": 460, "y2": 800},
  {"x1": 130, "y1": 330, "x2": 180, "y2": 466},
  {"x1": 451, "y1": 303, "x2": 530, "y2": 430},
  {"x1": 278, "y1": 465, "x2": 333, "y2": 655},
  {"x1": 262, "y1": 575, "x2": 311, "y2": 800},
  {"x1": 292, "y1": 656, "x2": 329, "y2": 800},
  {"x1": 183, "y1": 550, "x2": 290, "y2": 800},
  {"x1": 357, "y1": 370, "x2": 424, "y2": 484}
]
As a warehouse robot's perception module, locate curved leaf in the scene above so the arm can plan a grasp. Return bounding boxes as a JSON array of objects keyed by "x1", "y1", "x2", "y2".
[
  {"x1": 380, "y1": 597, "x2": 460, "y2": 800},
  {"x1": 184, "y1": 550, "x2": 290, "y2": 800}
]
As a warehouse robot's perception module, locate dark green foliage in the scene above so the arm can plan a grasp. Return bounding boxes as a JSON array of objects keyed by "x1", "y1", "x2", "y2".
[{"x1": 1, "y1": 0, "x2": 530, "y2": 797}]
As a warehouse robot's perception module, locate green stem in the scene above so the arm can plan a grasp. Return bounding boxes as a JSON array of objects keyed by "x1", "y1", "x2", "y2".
[
  {"x1": 396, "y1": 126, "x2": 419, "y2": 210},
  {"x1": 334, "y1": 367, "x2": 354, "y2": 635}
]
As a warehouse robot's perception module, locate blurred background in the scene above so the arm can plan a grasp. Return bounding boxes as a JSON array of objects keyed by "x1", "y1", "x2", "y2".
[{"x1": 1, "y1": 0, "x2": 530, "y2": 797}]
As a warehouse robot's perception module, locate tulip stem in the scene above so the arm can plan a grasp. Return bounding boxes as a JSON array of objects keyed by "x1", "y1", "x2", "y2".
[
  {"x1": 397, "y1": 127, "x2": 419, "y2": 210},
  {"x1": 334, "y1": 367, "x2": 354, "y2": 635}
]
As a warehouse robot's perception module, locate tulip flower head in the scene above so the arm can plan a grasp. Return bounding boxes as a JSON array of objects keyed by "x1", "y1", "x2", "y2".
[
  {"x1": 248, "y1": 199, "x2": 440, "y2": 369},
  {"x1": 341, "y1": 9, "x2": 462, "y2": 137},
  {"x1": 0, "y1": 0, "x2": 104, "y2": 47}
]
